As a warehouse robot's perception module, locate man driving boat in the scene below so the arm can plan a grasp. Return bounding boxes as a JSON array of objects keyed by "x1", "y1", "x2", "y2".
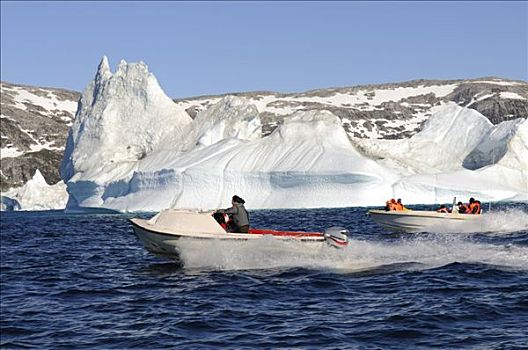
[{"x1": 215, "y1": 195, "x2": 250, "y2": 233}]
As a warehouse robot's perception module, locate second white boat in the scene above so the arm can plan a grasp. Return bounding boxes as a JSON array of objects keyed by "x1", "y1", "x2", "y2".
[{"x1": 368, "y1": 209, "x2": 482, "y2": 232}]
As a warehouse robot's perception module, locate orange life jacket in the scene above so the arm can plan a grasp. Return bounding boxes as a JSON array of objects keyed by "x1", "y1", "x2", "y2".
[
  {"x1": 395, "y1": 203, "x2": 404, "y2": 211},
  {"x1": 469, "y1": 201, "x2": 481, "y2": 214}
]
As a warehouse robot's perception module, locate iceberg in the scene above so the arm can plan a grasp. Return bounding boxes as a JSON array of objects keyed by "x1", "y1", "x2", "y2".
[
  {"x1": 61, "y1": 58, "x2": 528, "y2": 212},
  {"x1": 355, "y1": 104, "x2": 528, "y2": 204},
  {"x1": 180, "y1": 95, "x2": 262, "y2": 151},
  {"x1": 61, "y1": 57, "x2": 192, "y2": 209},
  {"x1": 1, "y1": 169, "x2": 68, "y2": 211},
  {"x1": 61, "y1": 56, "x2": 192, "y2": 182},
  {"x1": 354, "y1": 103, "x2": 494, "y2": 173}
]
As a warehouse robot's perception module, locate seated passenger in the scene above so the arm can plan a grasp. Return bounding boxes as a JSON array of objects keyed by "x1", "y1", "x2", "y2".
[
  {"x1": 396, "y1": 198, "x2": 409, "y2": 211},
  {"x1": 386, "y1": 198, "x2": 398, "y2": 211},
  {"x1": 468, "y1": 197, "x2": 482, "y2": 214},
  {"x1": 457, "y1": 201, "x2": 469, "y2": 214},
  {"x1": 215, "y1": 195, "x2": 250, "y2": 233}
]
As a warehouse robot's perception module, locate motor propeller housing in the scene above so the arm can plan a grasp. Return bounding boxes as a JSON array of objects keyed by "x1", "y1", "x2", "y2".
[{"x1": 324, "y1": 226, "x2": 349, "y2": 248}]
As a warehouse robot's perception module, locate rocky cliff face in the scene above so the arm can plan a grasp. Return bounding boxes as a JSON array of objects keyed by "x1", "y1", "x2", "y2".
[
  {"x1": 1, "y1": 75, "x2": 526, "y2": 195},
  {"x1": 1, "y1": 81, "x2": 79, "y2": 190}
]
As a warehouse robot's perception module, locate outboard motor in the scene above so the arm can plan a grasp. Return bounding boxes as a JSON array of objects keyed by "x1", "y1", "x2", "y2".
[{"x1": 324, "y1": 226, "x2": 349, "y2": 248}]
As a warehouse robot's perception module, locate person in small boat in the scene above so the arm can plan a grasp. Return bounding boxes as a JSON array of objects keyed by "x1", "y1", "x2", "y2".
[
  {"x1": 436, "y1": 204, "x2": 450, "y2": 213},
  {"x1": 468, "y1": 197, "x2": 482, "y2": 214},
  {"x1": 457, "y1": 201, "x2": 469, "y2": 214},
  {"x1": 215, "y1": 195, "x2": 250, "y2": 233},
  {"x1": 396, "y1": 198, "x2": 409, "y2": 211},
  {"x1": 385, "y1": 198, "x2": 398, "y2": 211}
]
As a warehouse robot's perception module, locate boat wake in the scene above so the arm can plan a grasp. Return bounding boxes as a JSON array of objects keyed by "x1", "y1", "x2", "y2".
[
  {"x1": 426, "y1": 208, "x2": 528, "y2": 234},
  {"x1": 177, "y1": 233, "x2": 528, "y2": 273}
]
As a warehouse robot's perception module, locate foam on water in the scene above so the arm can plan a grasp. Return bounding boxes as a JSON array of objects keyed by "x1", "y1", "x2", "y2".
[
  {"x1": 476, "y1": 208, "x2": 528, "y2": 233},
  {"x1": 426, "y1": 208, "x2": 528, "y2": 234},
  {"x1": 176, "y1": 233, "x2": 528, "y2": 272}
]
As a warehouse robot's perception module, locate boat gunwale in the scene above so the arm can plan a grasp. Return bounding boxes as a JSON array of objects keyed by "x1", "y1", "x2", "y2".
[
  {"x1": 129, "y1": 218, "x2": 325, "y2": 242},
  {"x1": 368, "y1": 209, "x2": 481, "y2": 221}
]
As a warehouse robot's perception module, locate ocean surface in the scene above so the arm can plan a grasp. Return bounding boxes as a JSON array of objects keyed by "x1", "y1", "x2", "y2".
[{"x1": 1, "y1": 203, "x2": 528, "y2": 349}]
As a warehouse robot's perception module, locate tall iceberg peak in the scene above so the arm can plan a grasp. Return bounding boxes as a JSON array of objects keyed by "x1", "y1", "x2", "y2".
[
  {"x1": 96, "y1": 56, "x2": 112, "y2": 82},
  {"x1": 61, "y1": 57, "x2": 192, "y2": 182}
]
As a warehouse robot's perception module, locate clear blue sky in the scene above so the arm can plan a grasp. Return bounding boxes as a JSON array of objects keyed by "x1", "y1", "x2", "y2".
[{"x1": 1, "y1": 1, "x2": 526, "y2": 98}]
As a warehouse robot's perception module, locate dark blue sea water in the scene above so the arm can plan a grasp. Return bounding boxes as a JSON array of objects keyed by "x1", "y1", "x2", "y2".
[{"x1": 2, "y1": 203, "x2": 528, "y2": 349}]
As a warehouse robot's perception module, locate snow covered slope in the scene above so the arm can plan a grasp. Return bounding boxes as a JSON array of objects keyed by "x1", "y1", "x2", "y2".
[{"x1": 60, "y1": 58, "x2": 527, "y2": 211}]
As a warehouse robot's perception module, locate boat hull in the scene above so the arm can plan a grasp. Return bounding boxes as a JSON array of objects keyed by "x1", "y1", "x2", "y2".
[
  {"x1": 368, "y1": 209, "x2": 481, "y2": 232},
  {"x1": 130, "y1": 220, "x2": 185, "y2": 255},
  {"x1": 130, "y1": 215, "x2": 326, "y2": 256}
]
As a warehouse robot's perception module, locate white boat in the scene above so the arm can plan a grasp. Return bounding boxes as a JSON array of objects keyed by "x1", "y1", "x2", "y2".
[
  {"x1": 130, "y1": 209, "x2": 349, "y2": 256},
  {"x1": 368, "y1": 209, "x2": 482, "y2": 232}
]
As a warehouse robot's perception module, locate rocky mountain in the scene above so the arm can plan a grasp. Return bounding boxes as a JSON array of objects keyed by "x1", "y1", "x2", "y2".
[
  {"x1": 175, "y1": 78, "x2": 528, "y2": 140},
  {"x1": 1, "y1": 73, "x2": 527, "y2": 200},
  {"x1": 1, "y1": 81, "x2": 79, "y2": 191}
]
